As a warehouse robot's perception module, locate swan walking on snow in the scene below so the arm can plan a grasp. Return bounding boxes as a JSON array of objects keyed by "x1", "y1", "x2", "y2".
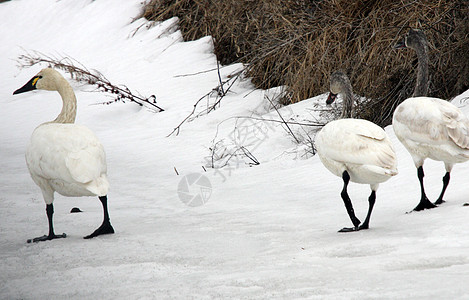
[
  {"x1": 13, "y1": 68, "x2": 114, "y2": 242},
  {"x1": 392, "y1": 28, "x2": 469, "y2": 211},
  {"x1": 315, "y1": 71, "x2": 398, "y2": 232}
]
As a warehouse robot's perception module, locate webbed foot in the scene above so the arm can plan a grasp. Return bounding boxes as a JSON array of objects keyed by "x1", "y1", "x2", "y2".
[
  {"x1": 84, "y1": 222, "x2": 114, "y2": 239},
  {"x1": 27, "y1": 233, "x2": 67, "y2": 243},
  {"x1": 338, "y1": 226, "x2": 359, "y2": 232},
  {"x1": 412, "y1": 197, "x2": 437, "y2": 212},
  {"x1": 338, "y1": 223, "x2": 369, "y2": 233}
]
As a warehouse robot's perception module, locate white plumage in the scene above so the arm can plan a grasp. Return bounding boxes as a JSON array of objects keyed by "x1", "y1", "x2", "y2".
[
  {"x1": 393, "y1": 96, "x2": 469, "y2": 210},
  {"x1": 13, "y1": 68, "x2": 114, "y2": 242},
  {"x1": 315, "y1": 71, "x2": 398, "y2": 232},
  {"x1": 394, "y1": 97, "x2": 469, "y2": 164},
  {"x1": 26, "y1": 123, "x2": 109, "y2": 201},
  {"x1": 392, "y1": 29, "x2": 469, "y2": 211},
  {"x1": 317, "y1": 119, "x2": 398, "y2": 185}
]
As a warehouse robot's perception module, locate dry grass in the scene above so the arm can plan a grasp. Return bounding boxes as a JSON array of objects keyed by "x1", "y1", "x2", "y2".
[{"x1": 141, "y1": 0, "x2": 468, "y2": 126}]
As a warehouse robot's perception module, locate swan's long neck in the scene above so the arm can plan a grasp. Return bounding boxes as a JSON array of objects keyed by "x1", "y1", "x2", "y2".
[
  {"x1": 413, "y1": 43, "x2": 429, "y2": 97},
  {"x1": 340, "y1": 84, "x2": 354, "y2": 119},
  {"x1": 53, "y1": 79, "x2": 77, "y2": 124}
]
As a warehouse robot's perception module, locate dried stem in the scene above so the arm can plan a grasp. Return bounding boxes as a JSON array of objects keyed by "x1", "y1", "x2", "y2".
[
  {"x1": 17, "y1": 51, "x2": 164, "y2": 112},
  {"x1": 264, "y1": 95, "x2": 300, "y2": 144},
  {"x1": 167, "y1": 69, "x2": 242, "y2": 137}
]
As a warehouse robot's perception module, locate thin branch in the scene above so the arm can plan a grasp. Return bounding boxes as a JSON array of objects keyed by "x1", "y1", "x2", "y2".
[
  {"x1": 216, "y1": 59, "x2": 225, "y2": 95},
  {"x1": 167, "y1": 70, "x2": 242, "y2": 137},
  {"x1": 167, "y1": 92, "x2": 212, "y2": 137},
  {"x1": 239, "y1": 146, "x2": 260, "y2": 166},
  {"x1": 233, "y1": 116, "x2": 324, "y2": 127},
  {"x1": 16, "y1": 51, "x2": 164, "y2": 112},
  {"x1": 174, "y1": 67, "x2": 219, "y2": 78},
  {"x1": 264, "y1": 95, "x2": 301, "y2": 143},
  {"x1": 204, "y1": 72, "x2": 240, "y2": 115}
]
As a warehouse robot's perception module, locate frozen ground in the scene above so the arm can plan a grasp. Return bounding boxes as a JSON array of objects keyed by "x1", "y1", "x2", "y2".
[{"x1": 1, "y1": 1, "x2": 469, "y2": 299}]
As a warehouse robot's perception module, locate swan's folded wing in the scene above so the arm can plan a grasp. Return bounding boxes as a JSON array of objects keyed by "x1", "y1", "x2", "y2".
[
  {"x1": 318, "y1": 119, "x2": 397, "y2": 170},
  {"x1": 394, "y1": 97, "x2": 469, "y2": 149},
  {"x1": 328, "y1": 134, "x2": 397, "y2": 169},
  {"x1": 439, "y1": 101, "x2": 469, "y2": 149},
  {"x1": 65, "y1": 142, "x2": 107, "y2": 184}
]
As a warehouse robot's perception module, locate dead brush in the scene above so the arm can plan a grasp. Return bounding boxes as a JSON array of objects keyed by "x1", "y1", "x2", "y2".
[{"x1": 141, "y1": 0, "x2": 468, "y2": 126}]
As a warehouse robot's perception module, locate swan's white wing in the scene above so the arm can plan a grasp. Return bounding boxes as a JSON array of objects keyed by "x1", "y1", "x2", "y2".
[
  {"x1": 65, "y1": 142, "x2": 106, "y2": 182},
  {"x1": 317, "y1": 119, "x2": 397, "y2": 170},
  {"x1": 439, "y1": 100, "x2": 469, "y2": 149},
  {"x1": 27, "y1": 124, "x2": 108, "y2": 191},
  {"x1": 65, "y1": 141, "x2": 108, "y2": 196},
  {"x1": 394, "y1": 97, "x2": 469, "y2": 150}
]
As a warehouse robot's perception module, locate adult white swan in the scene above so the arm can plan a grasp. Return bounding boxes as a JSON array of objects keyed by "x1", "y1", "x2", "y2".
[
  {"x1": 315, "y1": 71, "x2": 398, "y2": 232},
  {"x1": 392, "y1": 29, "x2": 469, "y2": 211},
  {"x1": 13, "y1": 68, "x2": 114, "y2": 242}
]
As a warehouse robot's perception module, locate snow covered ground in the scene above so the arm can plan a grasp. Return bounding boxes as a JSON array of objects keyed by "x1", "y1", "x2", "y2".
[{"x1": 1, "y1": 0, "x2": 469, "y2": 299}]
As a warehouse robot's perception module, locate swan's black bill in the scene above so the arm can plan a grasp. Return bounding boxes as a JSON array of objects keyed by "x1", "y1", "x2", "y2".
[
  {"x1": 326, "y1": 92, "x2": 337, "y2": 104},
  {"x1": 13, "y1": 76, "x2": 40, "y2": 95}
]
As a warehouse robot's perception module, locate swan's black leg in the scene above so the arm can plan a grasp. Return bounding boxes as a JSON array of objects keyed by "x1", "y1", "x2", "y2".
[
  {"x1": 27, "y1": 204, "x2": 66, "y2": 243},
  {"x1": 84, "y1": 195, "x2": 115, "y2": 239},
  {"x1": 434, "y1": 172, "x2": 450, "y2": 205},
  {"x1": 413, "y1": 166, "x2": 437, "y2": 211},
  {"x1": 357, "y1": 191, "x2": 376, "y2": 230},
  {"x1": 339, "y1": 171, "x2": 361, "y2": 232}
]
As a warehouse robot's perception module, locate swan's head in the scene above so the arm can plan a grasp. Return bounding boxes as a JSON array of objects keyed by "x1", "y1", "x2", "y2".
[
  {"x1": 394, "y1": 29, "x2": 427, "y2": 51},
  {"x1": 327, "y1": 71, "x2": 351, "y2": 105},
  {"x1": 13, "y1": 68, "x2": 64, "y2": 95}
]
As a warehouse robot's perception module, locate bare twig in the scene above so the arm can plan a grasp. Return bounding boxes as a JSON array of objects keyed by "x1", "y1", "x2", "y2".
[
  {"x1": 239, "y1": 146, "x2": 260, "y2": 166},
  {"x1": 167, "y1": 91, "x2": 213, "y2": 137},
  {"x1": 17, "y1": 51, "x2": 164, "y2": 112},
  {"x1": 216, "y1": 59, "x2": 225, "y2": 95},
  {"x1": 174, "y1": 67, "x2": 219, "y2": 78},
  {"x1": 204, "y1": 71, "x2": 240, "y2": 114},
  {"x1": 207, "y1": 139, "x2": 260, "y2": 169},
  {"x1": 167, "y1": 70, "x2": 242, "y2": 137},
  {"x1": 264, "y1": 95, "x2": 300, "y2": 143},
  {"x1": 232, "y1": 116, "x2": 323, "y2": 127}
]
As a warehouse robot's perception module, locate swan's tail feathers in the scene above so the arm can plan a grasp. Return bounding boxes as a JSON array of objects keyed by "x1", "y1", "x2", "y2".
[
  {"x1": 85, "y1": 175, "x2": 109, "y2": 197},
  {"x1": 363, "y1": 164, "x2": 398, "y2": 178},
  {"x1": 386, "y1": 168, "x2": 399, "y2": 177},
  {"x1": 447, "y1": 126, "x2": 469, "y2": 150}
]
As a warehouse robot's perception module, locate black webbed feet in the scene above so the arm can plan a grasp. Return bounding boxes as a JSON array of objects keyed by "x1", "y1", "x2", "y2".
[
  {"x1": 338, "y1": 223, "x2": 369, "y2": 233},
  {"x1": 27, "y1": 233, "x2": 67, "y2": 243},
  {"x1": 338, "y1": 226, "x2": 359, "y2": 233},
  {"x1": 412, "y1": 197, "x2": 437, "y2": 212},
  {"x1": 84, "y1": 222, "x2": 114, "y2": 239}
]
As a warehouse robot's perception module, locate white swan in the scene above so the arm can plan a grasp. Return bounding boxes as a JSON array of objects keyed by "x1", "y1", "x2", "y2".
[
  {"x1": 13, "y1": 68, "x2": 114, "y2": 242},
  {"x1": 315, "y1": 71, "x2": 398, "y2": 232},
  {"x1": 392, "y1": 28, "x2": 469, "y2": 211}
]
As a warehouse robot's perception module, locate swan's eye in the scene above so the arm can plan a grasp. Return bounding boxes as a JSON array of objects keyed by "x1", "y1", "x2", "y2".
[{"x1": 32, "y1": 76, "x2": 42, "y2": 86}]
